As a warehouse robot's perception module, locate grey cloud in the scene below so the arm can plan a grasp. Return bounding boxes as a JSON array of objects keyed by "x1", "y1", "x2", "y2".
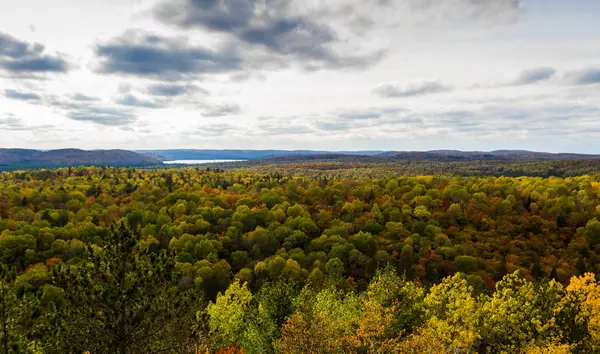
[
  {"x1": 0, "y1": 32, "x2": 69, "y2": 76},
  {"x1": 229, "y1": 72, "x2": 267, "y2": 82},
  {"x1": 153, "y1": 0, "x2": 520, "y2": 72},
  {"x1": 201, "y1": 103, "x2": 241, "y2": 117},
  {"x1": 564, "y1": 68, "x2": 600, "y2": 85},
  {"x1": 0, "y1": 114, "x2": 53, "y2": 131},
  {"x1": 95, "y1": 30, "x2": 244, "y2": 80},
  {"x1": 2, "y1": 57, "x2": 67, "y2": 73},
  {"x1": 313, "y1": 0, "x2": 523, "y2": 34},
  {"x1": 118, "y1": 83, "x2": 133, "y2": 94},
  {"x1": 514, "y1": 67, "x2": 556, "y2": 85},
  {"x1": 4, "y1": 89, "x2": 42, "y2": 101},
  {"x1": 154, "y1": 0, "x2": 384, "y2": 71},
  {"x1": 148, "y1": 83, "x2": 206, "y2": 96},
  {"x1": 67, "y1": 107, "x2": 137, "y2": 126},
  {"x1": 0, "y1": 115, "x2": 26, "y2": 130},
  {"x1": 46, "y1": 93, "x2": 103, "y2": 111},
  {"x1": 72, "y1": 93, "x2": 100, "y2": 101},
  {"x1": 155, "y1": 0, "x2": 334, "y2": 53},
  {"x1": 425, "y1": 0, "x2": 524, "y2": 25},
  {"x1": 116, "y1": 93, "x2": 163, "y2": 108},
  {"x1": 372, "y1": 81, "x2": 453, "y2": 98},
  {"x1": 314, "y1": 121, "x2": 350, "y2": 131}
]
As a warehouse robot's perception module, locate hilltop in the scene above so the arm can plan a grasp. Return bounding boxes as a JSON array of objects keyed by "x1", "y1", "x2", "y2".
[{"x1": 0, "y1": 148, "x2": 161, "y2": 170}]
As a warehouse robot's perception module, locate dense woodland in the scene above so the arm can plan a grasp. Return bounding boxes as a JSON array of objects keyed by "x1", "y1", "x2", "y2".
[
  {"x1": 0, "y1": 166, "x2": 599, "y2": 353},
  {"x1": 227, "y1": 159, "x2": 600, "y2": 179}
]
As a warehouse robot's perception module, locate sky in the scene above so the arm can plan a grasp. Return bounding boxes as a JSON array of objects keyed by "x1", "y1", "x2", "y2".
[{"x1": 1, "y1": 0, "x2": 600, "y2": 152}]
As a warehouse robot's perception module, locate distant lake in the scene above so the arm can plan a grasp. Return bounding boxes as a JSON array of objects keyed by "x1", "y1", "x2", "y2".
[{"x1": 163, "y1": 159, "x2": 246, "y2": 165}]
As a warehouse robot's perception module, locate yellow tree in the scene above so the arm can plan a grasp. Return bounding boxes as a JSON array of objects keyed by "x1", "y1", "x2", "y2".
[
  {"x1": 478, "y1": 272, "x2": 564, "y2": 353},
  {"x1": 422, "y1": 273, "x2": 480, "y2": 352},
  {"x1": 564, "y1": 273, "x2": 600, "y2": 351}
]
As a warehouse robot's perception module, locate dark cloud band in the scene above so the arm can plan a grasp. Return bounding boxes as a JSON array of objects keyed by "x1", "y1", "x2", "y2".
[
  {"x1": 95, "y1": 30, "x2": 243, "y2": 80},
  {"x1": 0, "y1": 32, "x2": 69, "y2": 76},
  {"x1": 4, "y1": 89, "x2": 42, "y2": 101}
]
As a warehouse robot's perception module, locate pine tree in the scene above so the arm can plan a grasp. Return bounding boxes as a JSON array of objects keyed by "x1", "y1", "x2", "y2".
[{"x1": 50, "y1": 222, "x2": 199, "y2": 354}]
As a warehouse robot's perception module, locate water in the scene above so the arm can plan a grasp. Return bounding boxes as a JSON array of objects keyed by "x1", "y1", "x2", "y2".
[{"x1": 163, "y1": 159, "x2": 246, "y2": 165}]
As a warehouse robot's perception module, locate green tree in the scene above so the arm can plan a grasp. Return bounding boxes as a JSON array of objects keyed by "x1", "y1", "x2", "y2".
[
  {"x1": 51, "y1": 223, "x2": 198, "y2": 354},
  {"x1": 207, "y1": 280, "x2": 276, "y2": 354},
  {"x1": 0, "y1": 265, "x2": 40, "y2": 354}
]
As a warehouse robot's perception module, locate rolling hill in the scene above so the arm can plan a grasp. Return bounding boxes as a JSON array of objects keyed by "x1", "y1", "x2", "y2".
[
  {"x1": 2, "y1": 148, "x2": 600, "y2": 171},
  {"x1": 135, "y1": 149, "x2": 385, "y2": 161},
  {"x1": 0, "y1": 149, "x2": 162, "y2": 170},
  {"x1": 136, "y1": 149, "x2": 600, "y2": 163}
]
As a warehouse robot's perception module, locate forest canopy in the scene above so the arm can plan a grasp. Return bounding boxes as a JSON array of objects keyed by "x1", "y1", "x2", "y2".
[{"x1": 0, "y1": 166, "x2": 599, "y2": 353}]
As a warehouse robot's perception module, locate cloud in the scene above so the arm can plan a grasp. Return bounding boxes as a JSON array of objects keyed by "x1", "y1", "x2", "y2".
[
  {"x1": 418, "y1": 0, "x2": 524, "y2": 25},
  {"x1": 197, "y1": 122, "x2": 233, "y2": 136},
  {"x1": 269, "y1": 107, "x2": 415, "y2": 133},
  {"x1": 254, "y1": 116, "x2": 315, "y2": 135},
  {"x1": 372, "y1": 80, "x2": 453, "y2": 98},
  {"x1": 339, "y1": 112, "x2": 382, "y2": 120},
  {"x1": 423, "y1": 100, "x2": 600, "y2": 138},
  {"x1": 147, "y1": 83, "x2": 205, "y2": 96},
  {"x1": 563, "y1": 68, "x2": 600, "y2": 85},
  {"x1": 320, "y1": 107, "x2": 421, "y2": 132},
  {"x1": 154, "y1": 0, "x2": 335, "y2": 54},
  {"x1": 153, "y1": 0, "x2": 523, "y2": 60},
  {"x1": 95, "y1": 30, "x2": 244, "y2": 80},
  {"x1": 474, "y1": 67, "x2": 557, "y2": 88},
  {"x1": 0, "y1": 115, "x2": 27, "y2": 130},
  {"x1": 0, "y1": 31, "x2": 69, "y2": 76},
  {"x1": 4, "y1": 89, "x2": 42, "y2": 101},
  {"x1": 201, "y1": 103, "x2": 241, "y2": 117},
  {"x1": 314, "y1": 121, "x2": 350, "y2": 131},
  {"x1": 116, "y1": 93, "x2": 163, "y2": 108},
  {"x1": 67, "y1": 107, "x2": 137, "y2": 126},
  {"x1": 307, "y1": 0, "x2": 524, "y2": 35},
  {"x1": 153, "y1": 0, "x2": 384, "y2": 71},
  {"x1": 513, "y1": 67, "x2": 557, "y2": 85},
  {"x1": 72, "y1": 93, "x2": 100, "y2": 101},
  {"x1": 0, "y1": 114, "x2": 53, "y2": 131},
  {"x1": 277, "y1": 98, "x2": 600, "y2": 143}
]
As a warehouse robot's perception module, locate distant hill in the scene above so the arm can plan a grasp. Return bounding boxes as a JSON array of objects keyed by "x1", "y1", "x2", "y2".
[
  {"x1": 2, "y1": 148, "x2": 599, "y2": 171},
  {"x1": 136, "y1": 149, "x2": 600, "y2": 163},
  {"x1": 135, "y1": 149, "x2": 386, "y2": 161},
  {"x1": 227, "y1": 150, "x2": 600, "y2": 165},
  {"x1": 378, "y1": 150, "x2": 600, "y2": 162},
  {"x1": 0, "y1": 149, "x2": 162, "y2": 170}
]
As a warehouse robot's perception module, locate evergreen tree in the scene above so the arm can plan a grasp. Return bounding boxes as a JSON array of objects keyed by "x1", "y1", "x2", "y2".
[{"x1": 50, "y1": 223, "x2": 199, "y2": 354}]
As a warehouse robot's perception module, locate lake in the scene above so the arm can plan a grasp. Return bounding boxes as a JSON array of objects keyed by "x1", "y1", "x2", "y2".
[{"x1": 163, "y1": 159, "x2": 246, "y2": 165}]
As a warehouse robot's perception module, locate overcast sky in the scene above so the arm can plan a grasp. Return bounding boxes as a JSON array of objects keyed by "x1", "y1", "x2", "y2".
[{"x1": 1, "y1": 0, "x2": 600, "y2": 152}]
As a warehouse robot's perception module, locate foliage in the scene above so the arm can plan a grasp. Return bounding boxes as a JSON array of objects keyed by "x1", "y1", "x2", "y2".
[
  {"x1": 0, "y1": 166, "x2": 600, "y2": 352},
  {"x1": 49, "y1": 223, "x2": 198, "y2": 353}
]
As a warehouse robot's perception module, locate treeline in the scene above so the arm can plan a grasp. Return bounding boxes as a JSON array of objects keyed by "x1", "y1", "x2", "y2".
[
  {"x1": 0, "y1": 166, "x2": 600, "y2": 352},
  {"x1": 229, "y1": 159, "x2": 600, "y2": 178}
]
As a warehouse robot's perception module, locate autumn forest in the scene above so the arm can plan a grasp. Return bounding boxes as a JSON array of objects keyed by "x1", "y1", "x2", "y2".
[{"x1": 0, "y1": 165, "x2": 599, "y2": 353}]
